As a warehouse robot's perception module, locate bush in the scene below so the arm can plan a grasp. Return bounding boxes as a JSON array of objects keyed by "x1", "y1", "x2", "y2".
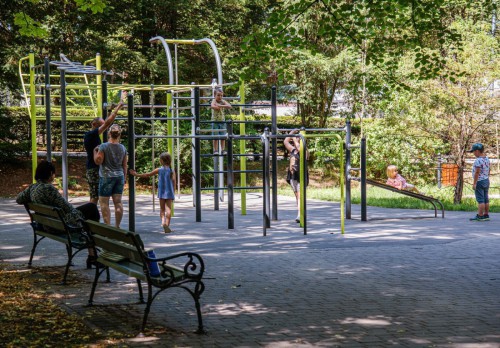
[{"x1": 0, "y1": 107, "x2": 31, "y2": 163}]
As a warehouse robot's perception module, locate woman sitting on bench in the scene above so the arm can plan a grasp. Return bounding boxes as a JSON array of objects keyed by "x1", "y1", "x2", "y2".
[{"x1": 16, "y1": 160, "x2": 101, "y2": 268}]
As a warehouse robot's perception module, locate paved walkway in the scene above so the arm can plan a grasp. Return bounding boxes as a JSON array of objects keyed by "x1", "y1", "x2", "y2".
[{"x1": 1, "y1": 194, "x2": 499, "y2": 347}]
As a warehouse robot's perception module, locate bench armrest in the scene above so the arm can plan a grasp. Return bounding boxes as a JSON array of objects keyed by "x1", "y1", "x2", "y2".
[{"x1": 146, "y1": 252, "x2": 205, "y2": 279}]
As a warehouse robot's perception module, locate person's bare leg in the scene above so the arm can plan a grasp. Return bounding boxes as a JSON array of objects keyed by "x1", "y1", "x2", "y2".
[
  {"x1": 478, "y1": 203, "x2": 485, "y2": 217},
  {"x1": 485, "y1": 202, "x2": 489, "y2": 215},
  {"x1": 159, "y1": 199, "x2": 167, "y2": 226},
  {"x1": 99, "y1": 196, "x2": 111, "y2": 225},
  {"x1": 165, "y1": 199, "x2": 173, "y2": 226},
  {"x1": 112, "y1": 194, "x2": 123, "y2": 228}
]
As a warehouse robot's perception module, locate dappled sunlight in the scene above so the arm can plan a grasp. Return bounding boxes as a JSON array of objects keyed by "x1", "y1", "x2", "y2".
[
  {"x1": 340, "y1": 315, "x2": 395, "y2": 326},
  {"x1": 206, "y1": 302, "x2": 275, "y2": 316},
  {"x1": 336, "y1": 265, "x2": 374, "y2": 274},
  {"x1": 0, "y1": 245, "x2": 25, "y2": 250}
]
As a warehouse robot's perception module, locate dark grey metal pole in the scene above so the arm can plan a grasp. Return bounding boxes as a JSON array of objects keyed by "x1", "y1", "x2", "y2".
[
  {"x1": 60, "y1": 69, "x2": 68, "y2": 199},
  {"x1": 44, "y1": 57, "x2": 52, "y2": 162},
  {"x1": 302, "y1": 134, "x2": 308, "y2": 235},
  {"x1": 345, "y1": 120, "x2": 352, "y2": 219},
  {"x1": 271, "y1": 86, "x2": 278, "y2": 220},
  {"x1": 361, "y1": 137, "x2": 367, "y2": 221},
  {"x1": 264, "y1": 128, "x2": 271, "y2": 229},
  {"x1": 227, "y1": 121, "x2": 234, "y2": 229},
  {"x1": 262, "y1": 131, "x2": 268, "y2": 236},
  {"x1": 127, "y1": 93, "x2": 136, "y2": 232},
  {"x1": 194, "y1": 87, "x2": 202, "y2": 222}
]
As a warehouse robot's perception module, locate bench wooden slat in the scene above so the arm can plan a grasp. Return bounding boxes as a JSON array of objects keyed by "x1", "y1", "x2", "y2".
[
  {"x1": 32, "y1": 214, "x2": 66, "y2": 232},
  {"x1": 92, "y1": 235, "x2": 143, "y2": 262},
  {"x1": 23, "y1": 202, "x2": 91, "y2": 285},
  {"x1": 83, "y1": 219, "x2": 206, "y2": 334},
  {"x1": 27, "y1": 203, "x2": 60, "y2": 218},
  {"x1": 84, "y1": 220, "x2": 144, "y2": 247}
]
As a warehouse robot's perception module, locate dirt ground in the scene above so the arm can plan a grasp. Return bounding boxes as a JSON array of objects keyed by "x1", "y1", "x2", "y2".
[
  {"x1": 0, "y1": 157, "x2": 90, "y2": 198},
  {"x1": 0, "y1": 156, "x2": 334, "y2": 198}
]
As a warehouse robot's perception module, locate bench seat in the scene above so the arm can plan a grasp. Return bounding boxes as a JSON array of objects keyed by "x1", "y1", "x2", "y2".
[{"x1": 83, "y1": 220, "x2": 206, "y2": 335}]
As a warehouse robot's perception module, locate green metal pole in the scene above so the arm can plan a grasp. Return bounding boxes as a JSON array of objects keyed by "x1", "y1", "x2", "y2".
[
  {"x1": 96, "y1": 53, "x2": 102, "y2": 118},
  {"x1": 239, "y1": 79, "x2": 247, "y2": 215},
  {"x1": 29, "y1": 52, "x2": 37, "y2": 182}
]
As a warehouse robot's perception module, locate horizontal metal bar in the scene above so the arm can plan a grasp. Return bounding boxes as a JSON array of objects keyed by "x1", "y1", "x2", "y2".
[
  {"x1": 234, "y1": 186, "x2": 265, "y2": 190},
  {"x1": 200, "y1": 103, "x2": 271, "y2": 108},
  {"x1": 200, "y1": 187, "x2": 227, "y2": 191},
  {"x1": 230, "y1": 120, "x2": 271, "y2": 125},
  {"x1": 115, "y1": 116, "x2": 194, "y2": 121},
  {"x1": 232, "y1": 153, "x2": 263, "y2": 157},
  {"x1": 134, "y1": 134, "x2": 227, "y2": 140},
  {"x1": 201, "y1": 171, "x2": 227, "y2": 174},
  {"x1": 132, "y1": 105, "x2": 169, "y2": 109},
  {"x1": 170, "y1": 106, "x2": 193, "y2": 110}
]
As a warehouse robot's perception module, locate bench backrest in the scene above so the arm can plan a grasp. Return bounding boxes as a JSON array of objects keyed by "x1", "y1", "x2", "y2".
[
  {"x1": 83, "y1": 220, "x2": 146, "y2": 264},
  {"x1": 25, "y1": 203, "x2": 68, "y2": 233}
]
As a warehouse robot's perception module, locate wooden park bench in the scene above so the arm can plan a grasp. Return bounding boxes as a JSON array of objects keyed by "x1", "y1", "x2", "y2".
[
  {"x1": 23, "y1": 202, "x2": 108, "y2": 284},
  {"x1": 83, "y1": 220, "x2": 206, "y2": 335}
]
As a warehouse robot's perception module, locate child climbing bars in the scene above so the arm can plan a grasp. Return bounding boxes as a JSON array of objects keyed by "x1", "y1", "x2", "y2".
[
  {"x1": 129, "y1": 152, "x2": 176, "y2": 233},
  {"x1": 211, "y1": 87, "x2": 232, "y2": 155},
  {"x1": 386, "y1": 165, "x2": 419, "y2": 193}
]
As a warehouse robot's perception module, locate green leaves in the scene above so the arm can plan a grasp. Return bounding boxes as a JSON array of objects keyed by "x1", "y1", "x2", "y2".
[
  {"x1": 73, "y1": 0, "x2": 107, "y2": 14},
  {"x1": 13, "y1": 12, "x2": 48, "y2": 38}
]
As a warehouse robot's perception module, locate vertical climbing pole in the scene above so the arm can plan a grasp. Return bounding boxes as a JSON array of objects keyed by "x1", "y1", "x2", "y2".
[
  {"x1": 271, "y1": 86, "x2": 278, "y2": 220},
  {"x1": 96, "y1": 53, "x2": 102, "y2": 118},
  {"x1": 361, "y1": 137, "x2": 367, "y2": 221},
  {"x1": 239, "y1": 80, "x2": 247, "y2": 215},
  {"x1": 299, "y1": 129, "x2": 307, "y2": 234},
  {"x1": 345, "y1": 120, "x2": 352, "y2": 219},
  {"x1": 194, "y1": 87, "x2": 202, "y2": 222},
  {"x1": 263, "y1": 128, "x2": 271, "y2": 229},
  {"x1": 128, "y1": 93, "x2": 136, "y2": 232},
  {"x1": 29, "y1": 53, "x2": 37, "y2": 182},
  {"x1": 44, "y1": 57, "x2": 52, "y2": 163},
  {"x1": 59, "y1": 68, "x2": 68, "y2": 199},
  {"x1": 227, "y1": 121, "x2": 234, "y2": 229}
]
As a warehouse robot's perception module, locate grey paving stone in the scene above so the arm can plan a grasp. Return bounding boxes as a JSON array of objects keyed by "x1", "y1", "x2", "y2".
[{"x1": 1, "y1": 193, "x2": 499, "y2": 347}]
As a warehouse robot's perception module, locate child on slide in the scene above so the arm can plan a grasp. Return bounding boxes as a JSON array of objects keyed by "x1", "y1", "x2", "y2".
[{"x1": 386, "y1": 165, "x2": 419, "y2": 193}]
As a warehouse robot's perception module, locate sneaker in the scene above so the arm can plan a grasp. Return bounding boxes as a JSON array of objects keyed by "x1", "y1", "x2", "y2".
[
  {"x1": 222, "y1": 151, "x2": 228, "y2": 156},
  {"x1": 469, "y1": 214, "x2": 485, "y2": 221},
  {"x1": 482, "y1": 214, "x2": 490, "y2": 221},
  {"x1": 162, "y1": 225, "x2": 172, "y2": 233},
  {"x1": 213, "y1": 151, "x2": 219, "y2": 155},
  {"x1": 295, "y1": 217, "x2": 300, "y2": 223}
]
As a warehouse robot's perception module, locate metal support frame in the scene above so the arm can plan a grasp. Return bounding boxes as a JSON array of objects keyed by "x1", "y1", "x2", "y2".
[
  {"x1": 128, "y1": 93, "x2": 136, "y2": 232},
  {"x1": 227, "y1": 121, "x2": 234, "y2": 229},
  {"x1": 271, "y1": 86, "x2": 278, "y2": 220},
  {"x1": 44, "y1": 57, "x2": 52, "y2": 162},
  {"x1": 194, "y1": 87, "x2": 202, "y2": 222},
  {"x1": 59, "y1": 69, "x2": 68, "y2": 199},
  {"x1": 345, "y1": 120, "x2": 352, "y2": 219},
  {"x1": 361, "y1": 137, "x2": 367, "y2": 221}
]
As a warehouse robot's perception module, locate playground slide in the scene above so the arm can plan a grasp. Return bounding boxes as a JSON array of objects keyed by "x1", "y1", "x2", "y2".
[{"x1": 365, "y1": 179, "x2": 444, "y2": 218}]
